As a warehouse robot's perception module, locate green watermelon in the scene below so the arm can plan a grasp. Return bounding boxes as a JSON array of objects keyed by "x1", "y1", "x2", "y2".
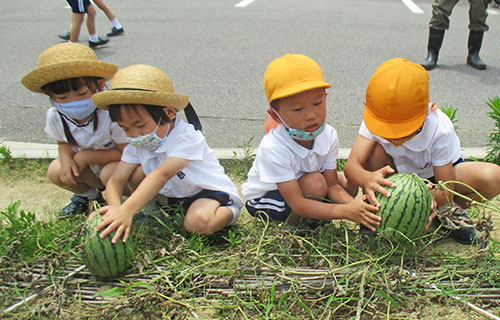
[
  {"x1": 80, "y1": 213, "x2": 134, "y2": 279},
  {"x1": 375, "y1": 173, "x2": 432, "y2": 244}
]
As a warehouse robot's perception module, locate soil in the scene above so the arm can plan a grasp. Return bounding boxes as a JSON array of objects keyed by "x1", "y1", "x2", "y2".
[{"x1": 0, "y1": 178, "x2": 71, "y2": 221}]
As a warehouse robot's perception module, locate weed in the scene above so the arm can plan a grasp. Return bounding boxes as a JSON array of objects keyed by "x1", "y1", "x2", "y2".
[
  {"x1": 485, "y1": 96, "x2": 500, "y2": 164},
  {"x1": 0, "y1": 157, "x2": 51, "y2": 182},
  {"x1": 440, "y1": 104, "x2": 458, "y2": 130},
  {"x1": 226, "y1": 137, "x2": 256, "y2": 181},
  {"x1": 0, "y1": 145, "x2": 13, "y2": 166},
  {"x1": 0, "y1": 201, "x2": 82, "y2": 264}
]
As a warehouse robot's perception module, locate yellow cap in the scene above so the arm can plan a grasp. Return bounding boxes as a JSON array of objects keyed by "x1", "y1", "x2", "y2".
[
  {"x1": 264, "y1": 54, "x2": 331, "y2": 103},
  {"x1": 364, "y1": 58, "x2": 429, "y2": 139}
]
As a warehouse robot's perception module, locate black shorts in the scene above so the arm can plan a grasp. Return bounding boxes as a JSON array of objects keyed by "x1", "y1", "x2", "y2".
[
  {"x1": 66, "y1": 0, "x2": 91, "y2": 13},
  {"x1": 245, "y1": 190, "x2": 292, "y2": 222},
  {"x1": 164, "y1": 189, "x2": 231, "y2": 214},
  {"x1": 427, "y1": 157, "x2": 465, "y2": 184}
]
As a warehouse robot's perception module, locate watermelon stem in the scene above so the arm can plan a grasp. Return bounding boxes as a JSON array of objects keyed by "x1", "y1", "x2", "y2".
[
  {"x1": 435, "y1": 180, "x2": 500, "y2": 213},
  {"x1": 412, "y1": 174, "x2": 500, "y2": 213}
]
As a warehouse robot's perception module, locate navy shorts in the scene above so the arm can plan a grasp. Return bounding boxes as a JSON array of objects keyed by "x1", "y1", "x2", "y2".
[
  {"x1": 427, "y1": 157, "x2": 465, "y2": 184},
  {"x1": 66, "y1": 0, "x2": 91, "y2": 13},
  {"x1": 245, "y1": 190, "x2": 292, "y2": 222},
  {"x1": 164, "y1": 189, "x2": 231, "y2": 214}
]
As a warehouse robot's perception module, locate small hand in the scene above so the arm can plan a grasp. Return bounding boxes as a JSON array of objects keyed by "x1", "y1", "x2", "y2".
[
  {"x1": 60, "y1": 160, "x2": 78, "y2": 186},
  {"x1": 424, "y1": 184, "x2": 438, "y2": 230},
  {"x1": 348, "y1": 195, "x2": 381, "y2": 232},
  {"x1": 364, "y1": 166, "x2": 395, "y2": 207},
  {"x1": 96, "y1": 205, "x2": 133, "y2": 244}
]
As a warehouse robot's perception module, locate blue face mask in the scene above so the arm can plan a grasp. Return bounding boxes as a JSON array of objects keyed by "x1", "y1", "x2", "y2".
[
  {"x1": 52, "y1": 97, "x2": 96, "y2": 120},
  {"x1": 272, "y1": 110, "x2": 326, "y2": 141},
  {"x1": 127, "y1": 121, "x2": 169, "y2": 151}
]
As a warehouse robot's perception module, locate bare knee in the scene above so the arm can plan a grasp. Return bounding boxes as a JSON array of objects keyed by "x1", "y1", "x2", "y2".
[
  {"x1": 184, "y1": 208, "x2": 216, "y2": 234},
  {"x1": 128, "y1": 166, "x2": 146, "y2": 191},
  {"x1": 456, "y1": 162, "x2": 500, "y2": 200},
  {"x1": 298, "y1": 172, "x2": 328, "y2": 198},
  {"x1": 46, "y1": 159, "x2": 62, "y2": 185},
  {"x1": 99, "y1": 162, "x2": 118, "y2": 186}
]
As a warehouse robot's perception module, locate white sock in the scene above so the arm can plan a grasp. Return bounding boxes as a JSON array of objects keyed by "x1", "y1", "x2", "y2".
[
  {"x1": 111, "y1": 19, "x2": 122, "y2": 29},
  {"x1": 78, "y1": 188, "x2": 99, "y2": 200},
  {"x1": 89, "y1": 34, "x2": 99, "y2": 42}
]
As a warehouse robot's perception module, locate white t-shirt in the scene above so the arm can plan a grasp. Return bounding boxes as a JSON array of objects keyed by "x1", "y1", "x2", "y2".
[
  {"x1": 44, "y1": 107, "x2": 127, "y2": 153},
  {"x1": 121, "y1": 118, "x2": 243, "y2": 211},
  {"x1": 358, "y1": 104, "x2": 462, "y2": 179},
  {"x1": 242, "y1": 124, "x2": 339, "y2": 200}
]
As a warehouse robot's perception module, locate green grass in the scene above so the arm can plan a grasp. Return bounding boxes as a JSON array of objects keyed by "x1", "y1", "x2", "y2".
[
  {"x1": 0, "y1": 145, "x2": 50, "y2": 182},
  {"x1": 1, "y1": 193, "x2": 499, "y2": 319}
]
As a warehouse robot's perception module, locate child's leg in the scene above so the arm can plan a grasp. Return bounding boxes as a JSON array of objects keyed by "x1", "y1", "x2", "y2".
[
  {"x1": 85, "y1": 4, "x2": 97, "y2": 37},
  {"x1": 364, "y1": 143, "x2": 396, "y2": 172},
  {"x1": 453, "y1": 162, "x2": 500, "y2": 207},
  {"x1": 336, "y1": 171, "x2": 359, "y2": 197},
  {"x1": 99, "y1": 162, "x2": 138, "y2": 196},
  {"x1": 287, "y1": 172, "x2": 328, "y2": 225},
  {"x1": 69, "y1": 13, "x2": 84, "y2": 42},
  {"x1": 92, "y1": 0, "x2": 116, "y2": 21},
  {"x1": 184, "y1": 199, "x2": 233, "y2": 234}
]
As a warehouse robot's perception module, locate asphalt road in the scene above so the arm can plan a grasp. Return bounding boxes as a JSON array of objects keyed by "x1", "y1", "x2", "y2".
[{"x1": 1, "y1": 0, "x2": 499, "y2": 149}]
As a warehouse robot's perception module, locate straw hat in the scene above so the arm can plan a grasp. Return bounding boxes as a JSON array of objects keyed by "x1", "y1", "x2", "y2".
[
  {"x1": 364, "y1": 58, "x2": 429, "y2": 139},
  {"x1": 264, "y1": 53, "x2": 331, "y2": 103},
  {"x1": 21, "y1": 43, "x2": 117, "y2": 93},
  {"x1": 92, "y1": 64, "x2": 189, "y2": 111}
]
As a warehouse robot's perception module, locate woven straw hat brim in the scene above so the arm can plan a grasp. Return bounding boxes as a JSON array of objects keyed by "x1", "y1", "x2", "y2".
[
  {"x1": 22, "y1": 61, "x2": 117, "y2": 93},
  {"x1": 93, "y1": 90, "x2": 190, "y2": 111}
]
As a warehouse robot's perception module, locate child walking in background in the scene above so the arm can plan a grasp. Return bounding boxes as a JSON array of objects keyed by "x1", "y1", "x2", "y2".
[
  {"x1": 92, "y1": 64, "x2": 243, "y2": 244},
  {"x1": 21, "y1": 43, "x2": 127, "y2": 218},
  {"x1": 60, "y1": 0, "x2": 109, "y2": 48},
  {"x1": 59, "y1": 0, "x2": 124, "y2": 41},
  {"x1": 242, "y1": 54, "x2": 380, "y2": 230},
  {"x1": 344, "y1": 57, "x2": 500, "y2": 245}
]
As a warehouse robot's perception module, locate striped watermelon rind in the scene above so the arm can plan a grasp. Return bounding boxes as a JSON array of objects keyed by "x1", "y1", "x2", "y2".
[
  {"x1": 80, "y1": 213, "x2": 134, "y2": 279},
  {"x1": 375, "y1": 173, "x2": 432, "y2": 244}
]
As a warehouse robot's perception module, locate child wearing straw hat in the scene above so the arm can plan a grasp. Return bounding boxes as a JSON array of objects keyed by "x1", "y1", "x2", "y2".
[
  {"x1": 241, "y1": 54, "x2": 380, "y2": 230},
  {"x1": 21, "y1": 42, "x2": 127, "y2": 218},
  {"x1": 92, "y1": 64, "x2": 243, "y2": 244},
  {"x1": 344, "y1": 57, "x2": 500, "y2": 245}
]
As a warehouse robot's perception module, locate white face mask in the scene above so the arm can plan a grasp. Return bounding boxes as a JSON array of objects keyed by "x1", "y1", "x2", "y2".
[
  {"x1": 127, "y1": 121, "x2": 170, "y2": 151},
  {"x1": 272, "y1": 109, "x2": 325, "y2": 141},
  {"x1": 52, "y1": 97, "x2": 97, "y2": 120}
]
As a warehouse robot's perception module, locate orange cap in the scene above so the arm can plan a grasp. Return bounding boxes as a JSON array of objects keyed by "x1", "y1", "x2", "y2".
[
  {"x1": 264, "y1": 54, "x2": 331, "y2": 103},
  {"x1": 364, "y1": 58, "x2": 429, "y2": 139}
]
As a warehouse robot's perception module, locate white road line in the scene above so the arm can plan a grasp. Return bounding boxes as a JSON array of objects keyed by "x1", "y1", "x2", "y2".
[
  {"x1": 401, "y1": 0, "x2": 424, "y2": 14},
  {"x1": 235, "y1": 0, "x2": 255, "y2": 8},
  {"x1": 487, "y1": 9, "x2": 499, "y2": 15}
]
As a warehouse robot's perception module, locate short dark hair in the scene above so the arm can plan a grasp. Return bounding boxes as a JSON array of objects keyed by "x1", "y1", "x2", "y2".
[
  {"x1": 108, "y1": 104, "x2": 172, "y2": 125},
  {"x1": 270, "y1": 99, "x2": 280, "y2": 110},
  {"x1": 41, "y1": 77, "x2": 101, "y2": 96}
]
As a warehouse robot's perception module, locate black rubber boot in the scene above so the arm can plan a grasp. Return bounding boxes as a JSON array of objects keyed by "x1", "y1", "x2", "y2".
[
  {"x1": 421, "y1": 28, "x2": 445, "y2": 71},
  {"x1": 466, "y1": 30, "x2": 486, "y2": 70}
]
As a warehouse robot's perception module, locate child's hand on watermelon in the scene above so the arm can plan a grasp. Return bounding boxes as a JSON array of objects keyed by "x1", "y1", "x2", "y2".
[
  {"x1": 95, "y1": 205, "x2": 134, "y2": 243},
  {"x1": 345, "y1": 195, "x2": 381, "y2": 231},
  {"x1": 362, "y1": 166, "x2": 396, "y2": 207}
]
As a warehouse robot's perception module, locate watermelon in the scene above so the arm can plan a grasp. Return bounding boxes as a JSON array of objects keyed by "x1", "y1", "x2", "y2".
[
  {"x1": 80, "y1": 213, "x2": 134, "y2": 279},
  {"x1": 375, "y1": 173, "x2": 432, "y2": 244}
]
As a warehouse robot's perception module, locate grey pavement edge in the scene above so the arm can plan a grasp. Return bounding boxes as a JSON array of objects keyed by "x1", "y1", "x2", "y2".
[{"x1": 1, "y1": 141, "x2": 487, "y2": 160}]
